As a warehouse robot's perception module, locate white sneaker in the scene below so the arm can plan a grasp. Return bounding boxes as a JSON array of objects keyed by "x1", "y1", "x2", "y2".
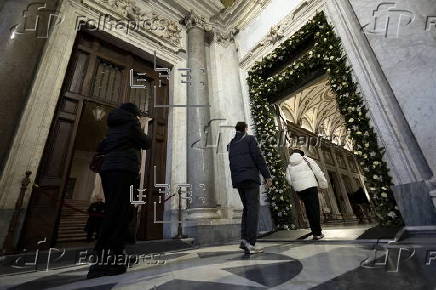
[
  {"x1": 245, "y1": 244, "x2": 264, "y2": 254},
  {"x1": 313, "y1": 234, "x2": 325, "y2": 240}
]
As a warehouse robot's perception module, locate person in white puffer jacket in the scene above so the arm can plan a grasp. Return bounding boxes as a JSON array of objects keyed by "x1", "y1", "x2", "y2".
[{"x1": 286, "y1": 149, "x2": 328, "y2": 240}]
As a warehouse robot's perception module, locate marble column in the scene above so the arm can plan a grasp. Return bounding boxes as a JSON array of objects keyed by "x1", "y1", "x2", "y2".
[{"x1": 183, "y1": 13, "x2": 216, "y2": 209}]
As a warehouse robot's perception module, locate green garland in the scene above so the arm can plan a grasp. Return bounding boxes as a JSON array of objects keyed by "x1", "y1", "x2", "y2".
[{"x1": 247, "y1": 12, "x2": 403, "y2": 228}]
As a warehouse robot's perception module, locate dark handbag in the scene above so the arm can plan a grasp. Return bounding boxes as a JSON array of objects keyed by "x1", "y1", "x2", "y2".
[
  {"x1": 89, "y1": 154, "x2": 105, "y2": 173},
  {"x1": 89, "y1": 139, "x2": 126, "y2": 173}
]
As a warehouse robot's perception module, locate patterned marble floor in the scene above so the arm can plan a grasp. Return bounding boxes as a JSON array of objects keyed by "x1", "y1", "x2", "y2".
[{"x1": 1, "y1": 241, "x2": 436, "y2": 290}]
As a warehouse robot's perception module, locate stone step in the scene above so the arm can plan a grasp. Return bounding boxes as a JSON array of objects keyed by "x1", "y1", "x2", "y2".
[
  {"x1": 57, "y1": 234, "x2": 86, "y2": 240},
  {"x1": 56, "y1": 200, "x2": 94, "y2": 244},
  {"x1": 60, "y1": 216, "x2": 88, "y2": 220},
  {"x1": 56, "y1": 236, "x2": 87, "y2": 243},
  {"x1": 58, "y1": 228, "x2": 86, "y2": 234},
  {"x1": 60, "y1": 215, "x2": 88, "y2": 219},
  {"x1": 57, "y1": 231, "x2": 87, "y2": 238},
  {"x1": 61, "y1": 209, "x2": 88, "y2": 214}
]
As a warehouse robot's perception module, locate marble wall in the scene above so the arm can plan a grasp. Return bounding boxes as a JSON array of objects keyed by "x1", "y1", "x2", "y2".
[
  {"x1": 236, "y1": 0, "x2": 305, "y2": 57},
  {"x1": 349, "y1": 0, "x2": 436, "y2": 177}
]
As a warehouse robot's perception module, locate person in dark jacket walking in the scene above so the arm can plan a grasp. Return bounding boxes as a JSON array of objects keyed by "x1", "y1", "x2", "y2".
[
  {"x1": 228, "y1": 122, "x2": 272, "y2": 254},
  {"x1": 84, "y1": 196, "x2": 105, "y2": 242},
  {"x1": 87, "y1": 103, "x2": 152, "y2": 279}
]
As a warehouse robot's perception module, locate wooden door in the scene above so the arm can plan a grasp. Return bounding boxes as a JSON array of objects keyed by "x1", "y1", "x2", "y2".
[
  {"x1": 20, "y1": 32, "x2": 169, "y2": 249},
  {"x1": 19, "y1": 49, "x2": 87, "y2": 249},
  {"x1": 136, "y1": 66, "x2": 168, "y2": 241}
]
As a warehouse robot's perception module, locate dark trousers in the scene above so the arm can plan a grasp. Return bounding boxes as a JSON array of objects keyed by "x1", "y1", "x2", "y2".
[
  {"x1": 95, "y1": 170, "x2": 138, "y2": 255},
  {"x1": 237, "y1": 185, "x2": 260, "y2": 246},
  {"x1": 297, "y1": 186, "x2": 322, "y2": 236}
]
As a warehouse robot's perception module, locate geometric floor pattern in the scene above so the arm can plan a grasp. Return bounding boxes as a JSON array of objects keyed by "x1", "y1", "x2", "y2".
[{"x1": 1, "y1": 241, "x2": 436, "y2": 290}]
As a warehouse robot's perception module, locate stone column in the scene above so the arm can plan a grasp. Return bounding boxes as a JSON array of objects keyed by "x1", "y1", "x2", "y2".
[{"x1": 183, "y1": 12, "x2": 216, "y2": 210}]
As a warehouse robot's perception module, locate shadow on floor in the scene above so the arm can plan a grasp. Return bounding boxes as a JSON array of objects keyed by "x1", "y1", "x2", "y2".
[{"x1": 355, "y1": 225, "x2": 402, "y2": 240}]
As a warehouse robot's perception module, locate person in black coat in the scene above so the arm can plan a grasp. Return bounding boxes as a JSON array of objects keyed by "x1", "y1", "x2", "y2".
[
  {"x1": 228, "y1": 122, "x2": 272, "y2": 254},
  {"x1": 87, "y1": 103, "x2": 151, "y2": 279},
  {"x1": 84, "y1": 197, "x2": 105, "y2": 242},
  {"x1": 349, "y1": 187, "x2": 372, "y2": 223}
]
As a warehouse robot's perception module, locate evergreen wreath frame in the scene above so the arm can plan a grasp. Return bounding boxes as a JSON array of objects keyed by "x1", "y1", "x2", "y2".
[{"x1": 246, "y1": 12, "x2": 403, "y2": 228}]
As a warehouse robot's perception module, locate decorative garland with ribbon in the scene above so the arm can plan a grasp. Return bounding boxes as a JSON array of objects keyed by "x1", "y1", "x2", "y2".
[{"x1": 247, "y1": 12, "x2": 403, "y2": 228}]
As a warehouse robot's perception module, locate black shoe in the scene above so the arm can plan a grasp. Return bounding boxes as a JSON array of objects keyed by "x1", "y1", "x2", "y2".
[
  {"x1": 87, "y1": 264, "x2": 127, "y2": 279},
  {"x1": 104, "y1": 264, "x2": 127, "y2": 276},
  {"x1": 87, "y1": 264, "x2": 107, "y2": 279},
  {"x1": 239, "y1": 239, "x2": 249, "y2": 251}
]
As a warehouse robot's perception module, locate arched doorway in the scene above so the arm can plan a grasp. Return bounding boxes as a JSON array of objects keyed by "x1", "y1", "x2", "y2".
[
  {"x1": 246, "y1": 12, "x2": 402, "y2": 230},
  {"x1": 275, "y1": 74, "x2": 374, "y2": 228}
]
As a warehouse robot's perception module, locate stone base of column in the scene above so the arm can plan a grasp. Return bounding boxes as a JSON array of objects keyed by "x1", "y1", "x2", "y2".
[
  {"x1": 430, "y1": 190, "x2": 436, "y2": 210},
  {"x1": 183, "y1": 207, "x2": 242, "y2": 246},
  {"x1": 395, "y1": 225, "x2": 436, "y2": 242},
  {"x1": 185, "y1": 208, "x2": 222, "y2": 220},
  {"x1": 183, "y1": 218, "x2": 242, "y2": 246},
  {"x1": 163, "y1": 207, "x2": 244, "y2": 245},
  {"x1": 393, "y1": 179, "x2": 436, "y2": 226},
  {"x1": 426, "y1": 177, "x2": 436, "y2": 211}
]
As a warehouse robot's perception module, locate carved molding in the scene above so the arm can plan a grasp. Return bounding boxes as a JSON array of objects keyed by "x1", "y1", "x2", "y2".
[
  {"x1": 181, "y1": 10, "x2": 213, "y2": 31},
  {"x1": 239, "y1": 0, "x2": 324, "y2": 70},
  {"x1": 181, "y1": 10, "x2": 239, "y2": 47},
  {"x1": 211, "y1": 26, "x2": 239, "y2": 46},
  {"x1": 79, "y1": 0, "x2": 183, "y2": 49},
  {"x1": 279, "y1": 76, "x2": 353, "y2": 150},
  {"x1": 214, "y1": 0, "x2": 273, "y2": 31}
]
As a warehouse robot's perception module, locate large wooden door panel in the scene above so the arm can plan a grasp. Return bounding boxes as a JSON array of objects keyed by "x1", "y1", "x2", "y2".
[
  {"x1": 19, "y1": 96, "x2": 83, "y2": 249},
  {"x1": 20, "y1": 31, "x2": 169, "y2": 248}
]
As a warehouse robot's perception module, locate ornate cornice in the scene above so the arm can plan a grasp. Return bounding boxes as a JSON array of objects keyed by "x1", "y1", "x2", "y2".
[
  {"x1": 153, "y1": 0, "x2": 224, "y2": 23},
  {"x1": 180, "y1": 10, "x2": 239, "y2": 47},
  {"x1": 213, "y1": 26, "x2": 239, "y2": 45},
  {"x1": 239, "y1": 0, "x2": 325, "y2": 70},
  {"x1": 181, "y1": 10, "x2": 213, "y2": 31},
  {"x1": 77, "y1": 0, "x2": 184, "y2": 49},
  {"x1": 212, "y1": 0, "x2": 273, "y2": 31}
]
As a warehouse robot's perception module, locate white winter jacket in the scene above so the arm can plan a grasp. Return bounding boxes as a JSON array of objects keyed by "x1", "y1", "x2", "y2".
[{"x1": 285, "y1": 153, "x2": 328, "y2": 192}]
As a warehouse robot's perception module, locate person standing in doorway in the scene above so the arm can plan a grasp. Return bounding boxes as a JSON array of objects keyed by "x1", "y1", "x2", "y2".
[
  {"x1": 84, "y1": 196, "x2": 105, "y2": 242},
  {"x1": 228, "y1": 122, "x2": 272, "y2": 254},
  {"x1": 286, "y1": 149, "x2": 328, "y2": 240},
  {"x1": 87, "y1": 103, "x2": 152, "y2": 279}
]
